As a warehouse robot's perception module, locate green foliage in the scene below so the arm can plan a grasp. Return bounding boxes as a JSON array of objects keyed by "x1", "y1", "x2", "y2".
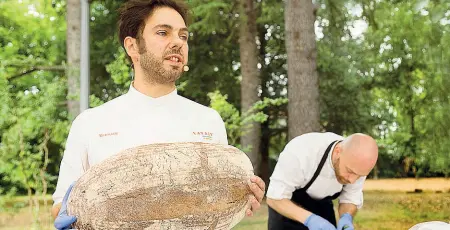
[
  {"x1": 89, "y1": 0, "x2": 126, "y2": 101},
  {"x1": 188, "y1": 0, "x2": 234, "y2": 35},
  {"x1": 0, "y1": 1, "x2": 68, "y2": 216},
  {"x1": 0, "y1": 76, "x2": 68, "y2": 189},
  {"x1": 208, "y1": 91, "x2": 242, "y2": 146},
  {"x1": 208, "y1": 91, "x2": 287, "y2": 150},
  {"x1": 357, "y1": 0, "x2": 450, "y2": 177},
  {"x1": 313, "y1": 0, "x2": 450, "y2": 177},
  {"x1": 105, "y1": 48, "x2": 132, "y2": 95}
]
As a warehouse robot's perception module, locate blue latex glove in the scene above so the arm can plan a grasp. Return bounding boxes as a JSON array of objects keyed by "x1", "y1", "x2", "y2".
[
  {"x1": 337, "y1": 213, "x2": 354, "y2": 230},
  {"x1": 304, "y1": 213, "x2": 337, "y2": 230},
  {"x1": 54, "y1": 183, "x2": 77, "y2": 230}
]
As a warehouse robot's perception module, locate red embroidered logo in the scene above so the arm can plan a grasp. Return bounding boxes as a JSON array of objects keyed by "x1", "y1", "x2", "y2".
[{"x1": 99, "y1": 132, "x2": 118, "y2": 137}]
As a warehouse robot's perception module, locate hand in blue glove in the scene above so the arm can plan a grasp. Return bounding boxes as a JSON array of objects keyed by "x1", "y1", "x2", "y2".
[
  {"x1": 304, "y1": 213, "x2": 337, "y2": 230},
  {"x1": 337, "y1": 213, "x2": 354, "y2": 230},
  {"x1": 54, "y1": 183, "x2": 77, "y2": 230}
]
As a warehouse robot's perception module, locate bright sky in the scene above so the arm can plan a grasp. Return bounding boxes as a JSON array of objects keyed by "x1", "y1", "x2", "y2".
[{"x1": 315, "y1": 3, "x2": 367, "y2": 40}]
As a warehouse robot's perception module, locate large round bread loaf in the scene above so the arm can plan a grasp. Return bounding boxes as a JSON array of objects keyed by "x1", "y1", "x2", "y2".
[{"x1": 67, "y1": 142, "x2": 254, "y2": 230}]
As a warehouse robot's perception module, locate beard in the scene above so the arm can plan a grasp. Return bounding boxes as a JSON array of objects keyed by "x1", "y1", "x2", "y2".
[
  {"x1": 139, "y1": 49, "x2": 183, "y2": 84},
  {"x1": 333, "y1": 157, "x2": 350, "y2": 184}
]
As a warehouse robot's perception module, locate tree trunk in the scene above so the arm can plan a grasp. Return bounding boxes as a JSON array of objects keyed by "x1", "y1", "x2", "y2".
[
  {"x1": 372, "y1": 163, "x2": 379, "y2": 179},
  {"x1": 285, "y1": 0, "x2": 320, "y2": 140},
  {"x1": 40, "y1": 129, "x2": 50, "y2": 208},
  {"x1": 67, "y1": 0, "x2": 81, "y2": 119},
  {"x1": 239, "y1": 0, "x2": 261, "y2": 175},
  {"x1": 260, "y1": 117, "x2": 270, "y2": 187},
  {"x1": 258, "y1": 22, "x2": 269, "y2": 186}
]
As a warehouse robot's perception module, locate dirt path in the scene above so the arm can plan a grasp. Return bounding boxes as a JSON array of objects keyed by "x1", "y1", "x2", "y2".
[{"x1": 364, "y1": 178, "x2": 450, "y2": 192}]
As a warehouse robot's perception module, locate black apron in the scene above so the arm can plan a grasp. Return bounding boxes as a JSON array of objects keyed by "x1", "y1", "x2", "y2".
[{"x1": 268, "y1": 140, "x2": 342, "y2": 230}]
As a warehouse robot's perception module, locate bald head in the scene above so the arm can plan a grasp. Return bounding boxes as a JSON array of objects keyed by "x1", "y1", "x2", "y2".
[{"x1": 340, "y1": 133, "x2": 378, "y2": 176}]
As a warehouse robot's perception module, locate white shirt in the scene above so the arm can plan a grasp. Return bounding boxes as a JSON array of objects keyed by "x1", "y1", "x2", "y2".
[
  {"x1": 52, "y1": 85, "x2": 228, "y2": 205},
  {"x1": 409, "y1": 221, "x2": 450, "y2": 230},
  {"x1": 267, "y1": 132, "x2": 365, "y2": 208}
]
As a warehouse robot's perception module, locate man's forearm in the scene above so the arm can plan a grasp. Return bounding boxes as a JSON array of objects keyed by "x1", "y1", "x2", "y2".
[
  {"x1": 266, "y1": 198, "x2": 312, "y2": 224},
  {"x1": 338, "y1": 203, "x2": 357, "y2": 217},
  {"x1": 52, "y1": 203, "x2": 62, "y2": 219}
]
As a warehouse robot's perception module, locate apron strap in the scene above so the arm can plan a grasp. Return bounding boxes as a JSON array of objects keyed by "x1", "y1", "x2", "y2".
[{"x1": 302, "y1": 140, "x2": 339, "y2": 191}]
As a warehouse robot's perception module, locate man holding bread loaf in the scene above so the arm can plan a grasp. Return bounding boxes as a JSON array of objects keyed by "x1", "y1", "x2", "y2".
[{"x1": 52, "y1": 0, "x2": 265, "y2": 229}]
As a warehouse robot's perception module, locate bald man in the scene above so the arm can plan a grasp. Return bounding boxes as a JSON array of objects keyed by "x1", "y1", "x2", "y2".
[{"x1": 266, "y1": 132, "x2": 378, "y2": 230}]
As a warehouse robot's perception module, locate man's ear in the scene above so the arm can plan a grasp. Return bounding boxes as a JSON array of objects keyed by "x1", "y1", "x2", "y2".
[
  {"x1": 124, "y1": 36, "x2": 139, "y2": 61},
  {"x1": 335, "y1": 143, "x2": 342, "y2": 158}
]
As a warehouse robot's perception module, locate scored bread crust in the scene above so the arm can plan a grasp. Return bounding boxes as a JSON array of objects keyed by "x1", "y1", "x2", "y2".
[{"x1": 67, "y1": 142, "x2": 254, "y2": 230}]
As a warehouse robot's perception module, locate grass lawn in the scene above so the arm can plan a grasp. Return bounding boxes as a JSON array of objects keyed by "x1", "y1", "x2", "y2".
[
  {"x1": 236, "y1": 191, "x2": 450, "y2": 230},
  {"x1": 351, "y1": 191, "x2": 449, "y2": 229},
  {"x1": 0, "y1": 191, "x2": 449, "y2": 229}
]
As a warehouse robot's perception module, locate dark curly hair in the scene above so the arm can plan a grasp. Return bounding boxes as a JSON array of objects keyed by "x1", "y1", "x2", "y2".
[{"x1": 118, "y1": 0, "x2": 189, "y2": 64}]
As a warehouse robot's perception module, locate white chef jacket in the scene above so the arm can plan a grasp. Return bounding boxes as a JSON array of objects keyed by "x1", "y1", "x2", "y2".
[
  {"x1": 52, "y1": 84, "x2": 228, "y2": 205},
  {"x1": 267, "y1": 132, "x2": 365, "y2": 208}
]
